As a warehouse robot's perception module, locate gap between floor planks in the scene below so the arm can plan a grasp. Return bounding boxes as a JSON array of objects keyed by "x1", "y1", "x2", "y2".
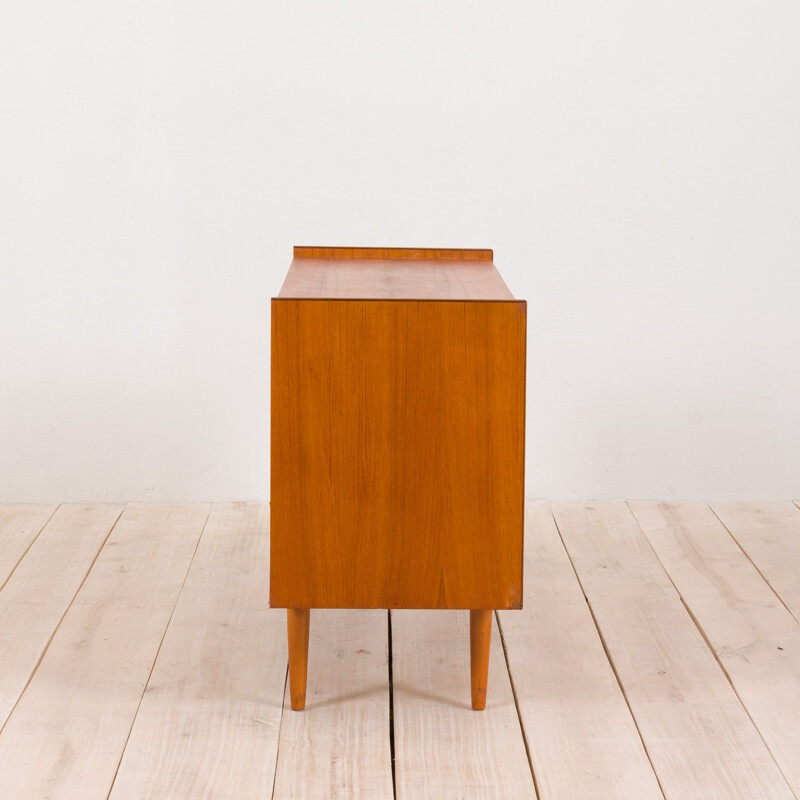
[
  {"x1": 0, "y1": 504, "x2": 212, "y2": 799},
  {"x1": 629, "y1": 501, "x2": 800, "y2": 795}
]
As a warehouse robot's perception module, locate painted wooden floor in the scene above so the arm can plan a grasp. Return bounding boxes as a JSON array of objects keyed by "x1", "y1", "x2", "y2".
[{"x1": 1, "y1": 501, "x2": 799, "y2": 799}]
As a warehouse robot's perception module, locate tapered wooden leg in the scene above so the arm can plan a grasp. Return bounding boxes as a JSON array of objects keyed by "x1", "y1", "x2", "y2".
[
  {"x1": 470, "y1": 609, "x2": 492, "y2": 710},
  {"x1": 287, "y1": 608, "x2": 310, "y2": 711}
]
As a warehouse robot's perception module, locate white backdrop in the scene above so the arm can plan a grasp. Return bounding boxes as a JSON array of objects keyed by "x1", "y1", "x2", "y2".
[{"x1": 2, "y1": 2, "x2": 799, "y2": 502}]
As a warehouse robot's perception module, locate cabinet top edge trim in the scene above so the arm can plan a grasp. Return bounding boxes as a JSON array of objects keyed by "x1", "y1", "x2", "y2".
[
  {"x1": 271, "y1": 297, "x2": 527, "y2": 306},
  {"x1": 293, "y1": 246, "x2": 493, "y2": 261}
]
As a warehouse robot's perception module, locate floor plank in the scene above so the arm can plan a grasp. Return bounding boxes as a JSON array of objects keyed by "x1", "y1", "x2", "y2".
[
  {"x1": 392, "y1": 609, "x2": 536, "y2": 800},
  {"x1": 0, "y1": 503, "x2": 209, "y2": 800},
  {"x1": 271, "y1": 609, "x2": 393, "y2": 800},
  {"x1": 712, "y1": 502, "x2": 800, "y2": 623},
  {"x1": 553, "y1": 502, "x2": 793, "y2": 800},
  {"x1": 109, "y1": 502, "x2": 284, "y2": 799},
  {"x1": 1, "y1": 498, "x2": 798, "y2": 797},
  {"x1": 630, "y1": 501, "x2": 800, "y2": 795},
  {"x1": 0, "y1": 504, "x2": 123, "y2": 731},
  {"x1": 0, "y1": 504, "x2": 58, "y2": 588},
  {"x1": 498, "y1": 503, "x2": 663, "y2": 799}
]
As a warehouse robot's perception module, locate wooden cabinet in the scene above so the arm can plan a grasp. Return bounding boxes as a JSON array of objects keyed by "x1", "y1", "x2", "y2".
[{"x1": 271, "y1": 246, "x2": 526, "y2": 710}]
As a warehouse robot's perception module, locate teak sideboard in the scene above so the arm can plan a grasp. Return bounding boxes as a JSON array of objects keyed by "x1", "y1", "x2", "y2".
[{"x1": 270, "y1": 246, "x2": 526, "y2": 710}]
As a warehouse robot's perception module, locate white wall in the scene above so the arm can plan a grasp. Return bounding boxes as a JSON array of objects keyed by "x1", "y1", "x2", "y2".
[{"x1": 2, "y1": 1, "x2": 799, "y2": 502}]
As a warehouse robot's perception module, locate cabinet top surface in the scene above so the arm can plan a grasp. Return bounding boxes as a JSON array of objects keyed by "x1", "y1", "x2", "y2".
[{"x1": 277, "y1": 246, "x2": 516, "y2": 300}]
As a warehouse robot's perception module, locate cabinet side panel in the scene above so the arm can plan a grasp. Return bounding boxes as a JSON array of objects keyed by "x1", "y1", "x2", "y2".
[{"x1": 270, "y1": 300, "x2": 525, "y2": 609}]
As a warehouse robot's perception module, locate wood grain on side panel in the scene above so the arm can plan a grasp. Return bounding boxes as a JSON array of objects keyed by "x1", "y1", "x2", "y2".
[{"x1": 270, "y1": 299, "x2": 526, "y2": 610}]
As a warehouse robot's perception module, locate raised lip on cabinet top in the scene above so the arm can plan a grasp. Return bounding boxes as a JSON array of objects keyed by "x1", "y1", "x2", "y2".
[
  {"x1": 293, "y1": 246, "x2": 493, "y2": 261},
  {"x1": 278, "y1": 246, "x2": 520, "y2": 301}
]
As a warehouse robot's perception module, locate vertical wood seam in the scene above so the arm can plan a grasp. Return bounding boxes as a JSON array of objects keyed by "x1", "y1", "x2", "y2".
[
  {"x1": 269, "y1": 663, "x2": 289, "y2": 800},
  {"x1": 387, "y1": 611, "x2": 397, "y2": 800},
  {"x1": 629, "y1": 502, "x2": 797, "y2": 796},
  {"x1": 675, "y1": 592, "x2": 796, "y2": 797},
  {"x1": 0, "y1": 504, "x2": 124, "y2": 739},
  {"x1": 0, "y1": 504, "x2": 61, "y2": 594},
  {"x1": 551, "y1": 506, "x2": 668, "y2": 799},
  {"x1": 708, "y1": 504, "x2": 800, "y2": 627},
  {"x1": 495, "y1": 611, "x2": 541, "y2": 799},
  {"x1": 105, "y1": 503, "x2": 212, "y2": 800}
]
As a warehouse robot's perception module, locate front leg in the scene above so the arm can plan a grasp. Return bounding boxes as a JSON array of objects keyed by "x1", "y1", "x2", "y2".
[
  {"x1": 470, "y1": 609, "x2": 492, "y2": 710},
  {"x1": 287, "y1": 608, "x2": 310, "y2": 710}
]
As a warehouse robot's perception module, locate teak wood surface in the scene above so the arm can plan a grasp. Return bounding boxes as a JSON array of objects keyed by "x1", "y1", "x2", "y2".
[
  {"x1": 281, "y1": 246, "x2": 512, "y2": 300},
  {"x1": 270, "y1": 247, "x2": 526, "y2": 611}
]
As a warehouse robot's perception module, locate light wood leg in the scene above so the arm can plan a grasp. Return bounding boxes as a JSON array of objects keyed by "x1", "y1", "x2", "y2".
[
  {"x1": 470, "y1": 609, "x2": 492, "y2": 710},
  {"x1": 287, "y1": 608, "x2": 310, "y2": 710}
]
